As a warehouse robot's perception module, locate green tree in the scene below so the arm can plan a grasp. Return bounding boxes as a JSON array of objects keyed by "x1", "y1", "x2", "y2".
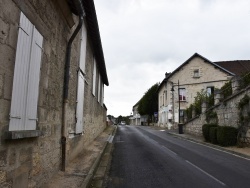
[{"x1": 138, "y1": 83, "x2": 159, "y2": 118}]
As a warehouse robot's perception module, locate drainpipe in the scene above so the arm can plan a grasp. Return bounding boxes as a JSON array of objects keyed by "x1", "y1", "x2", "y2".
[{"x1": 62, "y1": 0, "x2": 85, "y2": 171}]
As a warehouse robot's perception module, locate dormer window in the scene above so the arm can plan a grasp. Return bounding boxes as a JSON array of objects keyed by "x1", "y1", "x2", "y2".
[{"x1": 193, "y1": 69, "x2": 200, "y2": 78}]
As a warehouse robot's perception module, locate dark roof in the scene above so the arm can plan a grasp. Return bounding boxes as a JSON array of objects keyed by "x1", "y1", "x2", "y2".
[
  {"x1": 67, "y1": 0, "x2": 109, "y2": 86},
  {"x1": 214, "y1": 60, "x2": 250, "y2": 76}
]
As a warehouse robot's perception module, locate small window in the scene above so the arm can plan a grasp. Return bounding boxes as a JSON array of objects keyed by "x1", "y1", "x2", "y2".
[
  {"x1": 206, "y1": 86, "x2": 214, "y2": 96},
  {"x1": 193, "y1": 69, "x2": 200, "y2": 78}
]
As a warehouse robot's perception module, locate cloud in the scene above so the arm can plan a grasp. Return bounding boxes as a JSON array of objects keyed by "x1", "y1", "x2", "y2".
[{"x1": 94, "y1": 0, "x2": 250, "y2": 116}]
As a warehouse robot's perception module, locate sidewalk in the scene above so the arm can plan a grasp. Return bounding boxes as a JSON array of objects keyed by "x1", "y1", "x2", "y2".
[
  {"x1": 167, "y1": 129, "x2": 250, "y2": 159},
  {"x1": 43, "y1": 125, "x2": 116, "y2": 188}
]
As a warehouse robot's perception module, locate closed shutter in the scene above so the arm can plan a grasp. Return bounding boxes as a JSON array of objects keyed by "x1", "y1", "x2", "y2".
[
  {"x1": 101, "y1": 84, "x2": 104, "y2": 106},
  {"x1": 98, "y1": 74, "x2": 101, "y2": 103},
  {"x1": 76, "y1": 71, "x2": 85, "y2": 134},
  {"x1": 92, "y1": 59, "x2": 96, "y2": 96},
  {"x1": 9, "y1": 13, "x2": 33, "y2": 131},
  {"x1": 79, "y1": 24, "x2": 87, "y2": 73},
  {"x1": 25, "y1": 28, "x2": 43, "y2": 130},
  {"x1": 9, "y1": 12, "x2": 43, "y2": 131}
]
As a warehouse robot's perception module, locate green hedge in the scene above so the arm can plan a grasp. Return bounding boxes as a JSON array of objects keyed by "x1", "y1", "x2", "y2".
[
  {"x1": 217, "y1": 126, "x2": 238, "y2": 146},
  {"x1": 209, "y1": 127, "x2": 218, "y2": 144},
  {"x1": 202, "y1": 124, "x2": 218, "y2": 142}
]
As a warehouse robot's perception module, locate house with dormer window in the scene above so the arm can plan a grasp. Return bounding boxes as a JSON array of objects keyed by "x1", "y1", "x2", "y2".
[{"x1": 158, "y1": 53, "x2": 250, "y2": 129}]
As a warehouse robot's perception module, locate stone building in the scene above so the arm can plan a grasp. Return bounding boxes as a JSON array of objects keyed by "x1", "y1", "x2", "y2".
[
  {"x1": 130, "y1": 101, "x2": 147, "y2": 126},
  {"x1": 0, "y1": 0, "x2": 108, "y2": 187},
  {"x1": 157, "y1": 53, "x2": 249, "y2": 129}
]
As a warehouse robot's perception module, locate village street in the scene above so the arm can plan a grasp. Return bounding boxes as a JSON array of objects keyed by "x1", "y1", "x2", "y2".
[{"x1": 105, "y1": 125, "x2": 250, "y2": 188}]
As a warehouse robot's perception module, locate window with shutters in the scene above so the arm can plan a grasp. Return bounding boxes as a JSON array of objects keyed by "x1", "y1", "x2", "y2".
[
  {"x1": 9, "y1": 12, "x2": 43, "y2": 131},
  {"x1": 75, "y1": 25, "x2": 87, "y2": 134}
]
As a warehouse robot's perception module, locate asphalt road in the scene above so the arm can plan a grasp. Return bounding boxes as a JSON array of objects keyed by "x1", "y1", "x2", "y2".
[{"x1": 107, "y1": 125, "x2": 250, "y2": 188}]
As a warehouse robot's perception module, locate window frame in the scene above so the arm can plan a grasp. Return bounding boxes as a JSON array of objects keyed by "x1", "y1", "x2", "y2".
[{"x1": 178, "y1": 88, "x2": 186, "y2": 101}]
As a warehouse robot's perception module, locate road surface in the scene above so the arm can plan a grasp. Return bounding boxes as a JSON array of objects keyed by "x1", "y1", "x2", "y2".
[{"x1": 107, "y1": 125, "x2": 250, "y2": 188}]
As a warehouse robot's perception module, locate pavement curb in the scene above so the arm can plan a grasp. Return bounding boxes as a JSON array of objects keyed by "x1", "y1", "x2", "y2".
[
  {"x1": 81, "y1": 126, "x2": 117, "y2": 188},
  {"x1": 167, "y1": 131, "x2": 250, "y2": 160}
]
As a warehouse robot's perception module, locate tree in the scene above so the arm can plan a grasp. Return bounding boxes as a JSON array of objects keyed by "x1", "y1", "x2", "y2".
[{"x1": 138, "y1": 83, "x2": 159, "y2": 118}]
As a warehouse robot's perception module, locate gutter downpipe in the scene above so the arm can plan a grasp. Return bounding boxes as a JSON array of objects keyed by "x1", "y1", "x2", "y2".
[{"x1": 62, "y1": 0, "x2": 84, "y2": 171}]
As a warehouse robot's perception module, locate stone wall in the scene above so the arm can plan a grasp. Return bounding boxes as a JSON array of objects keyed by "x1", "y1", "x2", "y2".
[
  {"x1": 0, "y1": 0, "x2": 107, "y2": 187},
  {"x1": 184, "y1": 86, "x2": 250, "y2": 137}
]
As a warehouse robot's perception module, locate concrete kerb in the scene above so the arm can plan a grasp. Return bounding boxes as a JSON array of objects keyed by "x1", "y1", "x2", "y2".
[
  {"x1": 81, "y1": 126, "x2": 117, "y2": 188},
  {"x1": 167, "y1": 131, "x2": 250, "y2": 160}
]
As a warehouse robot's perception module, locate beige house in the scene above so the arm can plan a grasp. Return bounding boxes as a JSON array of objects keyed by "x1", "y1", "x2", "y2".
[
  {"x1": 0, "y1": 0, "x2": 108, "y2": 187},
  {"x1": 157, "y1": 53, "x2": 249, "y2": 129},
  {"x1": 130, "y1": 101, "x2": 148, "y2": 125}
]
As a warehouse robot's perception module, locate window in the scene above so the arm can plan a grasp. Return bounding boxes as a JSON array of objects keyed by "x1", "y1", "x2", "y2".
[
  {"x1": 193, "y1": 69, "x2": 200, "y2": 78},
  {"x1": 76, "y1": 23, "x2": 87, "y2": 133},
  {"x1": 179, "y1": 88, "x2": 186, "y2": 101},
  {"x1": 9, "y1": 12, "x2": 43, "y2": 131},
  {"x1": 206, "y1": 86, "x2": 214, "y2": 96}
]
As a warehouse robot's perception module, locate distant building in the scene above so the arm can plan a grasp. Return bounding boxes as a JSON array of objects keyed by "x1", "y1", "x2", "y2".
[
  {"x1": 130, "y1": 101, "x2": 147, "y2": 125},
  {"x1": 157, "y1": 53, "x2": 250, "y2": 129}
]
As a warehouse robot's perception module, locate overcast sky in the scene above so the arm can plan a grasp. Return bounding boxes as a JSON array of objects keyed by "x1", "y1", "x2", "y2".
[{"x1": 94, "y1": 0, "x2": 250, "y2": 117}]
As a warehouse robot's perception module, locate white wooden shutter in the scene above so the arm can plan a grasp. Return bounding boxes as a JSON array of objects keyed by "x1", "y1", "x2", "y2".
[
  {"x1": 98, "y1": 74, "x2": 101, "y2": 103},
  {"x1": 9, "y1": 13, "x2": 33, "y2": 131},
  {"x1": 76, "y1": 71, "x2": 85, "y2": 133},
  {"x1": 9, "y1": 12, "x2": 43, "y2": 131},
  {"x1": 101, "y1": 84, "x2": 104, "y2": 106},
  {"x1": 79, "y1": 24, "x2": 87, "y2": 73},
  {"x1": 92, "y1": 59, "x2": 96, "y2": 96},
  {"x1": 25, "y1": 28, "x2": 43, "y2": 130}
]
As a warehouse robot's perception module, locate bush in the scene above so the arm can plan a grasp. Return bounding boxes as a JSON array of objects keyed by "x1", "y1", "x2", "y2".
[
  {"x1": 217, "y1": 126, "x2": 238, "y2": 146},
  {"x1": 209, "y1": 127, "x2": 218, "y2": 144},
  {"x1": 202, "y1": 124, "x2": 218, "y2": 142}
]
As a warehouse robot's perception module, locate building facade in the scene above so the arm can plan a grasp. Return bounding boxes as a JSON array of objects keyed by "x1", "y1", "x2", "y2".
[
  {"x1": 130, "y1": 102, "x2": 148, "y2": 126},
  {"x1": 0, "y1": 0, "x2": 108, "y2": 187},
  {"x1": 158, "y1": 53, "x2": 235, "y2": 129}
]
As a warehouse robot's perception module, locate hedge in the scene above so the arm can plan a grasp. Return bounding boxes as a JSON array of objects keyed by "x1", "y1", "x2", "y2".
[
  {"x1": 202, "y1": 124, "x2": 218, "y2": 142},
  {"x1": 209, "y1": 127, "x2": 218, "y2": 144},
  {"x1": 217, "y1": 126, "x2": 238, "y2": 146}
]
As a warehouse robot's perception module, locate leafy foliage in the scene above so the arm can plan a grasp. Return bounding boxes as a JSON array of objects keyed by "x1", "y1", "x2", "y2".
[
  {"x1": 138, "y1": 83, "x2": 159, "y2": 117},
  {"x1": 209, "y1": 127, "x2": 218, "y2": 144},
  {"x1": 220, "y1": 81, "x2": 232, "y2": 99},
  {"x1": 217, "y1": 126, "x2": 238, "y2": 146},
  {"x1": 202, "y1": 124, "x2": 218, "y2": 142},
  {"x1": 186, "y1": 89, "x2": 214, "y2": 117},
  {"x1": 205, "y1": 110, "x2": 218, "y2": 124},
  {"x1": 239, "y1": 71, "x2": 250, "y2": 90},
  {"x1": 186, "y1": 104, "x2": 193, "y2": 121}
]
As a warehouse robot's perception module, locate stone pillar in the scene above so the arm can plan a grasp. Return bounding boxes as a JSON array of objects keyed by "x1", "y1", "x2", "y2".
[
  {"x1": 202, "y1": 101, "x2": 207, "y2": 113},
  {"x1": 231, "y1": 76, "x2": 240, "y2": 94},
  {"x1": 214, "y1": 90, "x2": 223, "y2": 105}
]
